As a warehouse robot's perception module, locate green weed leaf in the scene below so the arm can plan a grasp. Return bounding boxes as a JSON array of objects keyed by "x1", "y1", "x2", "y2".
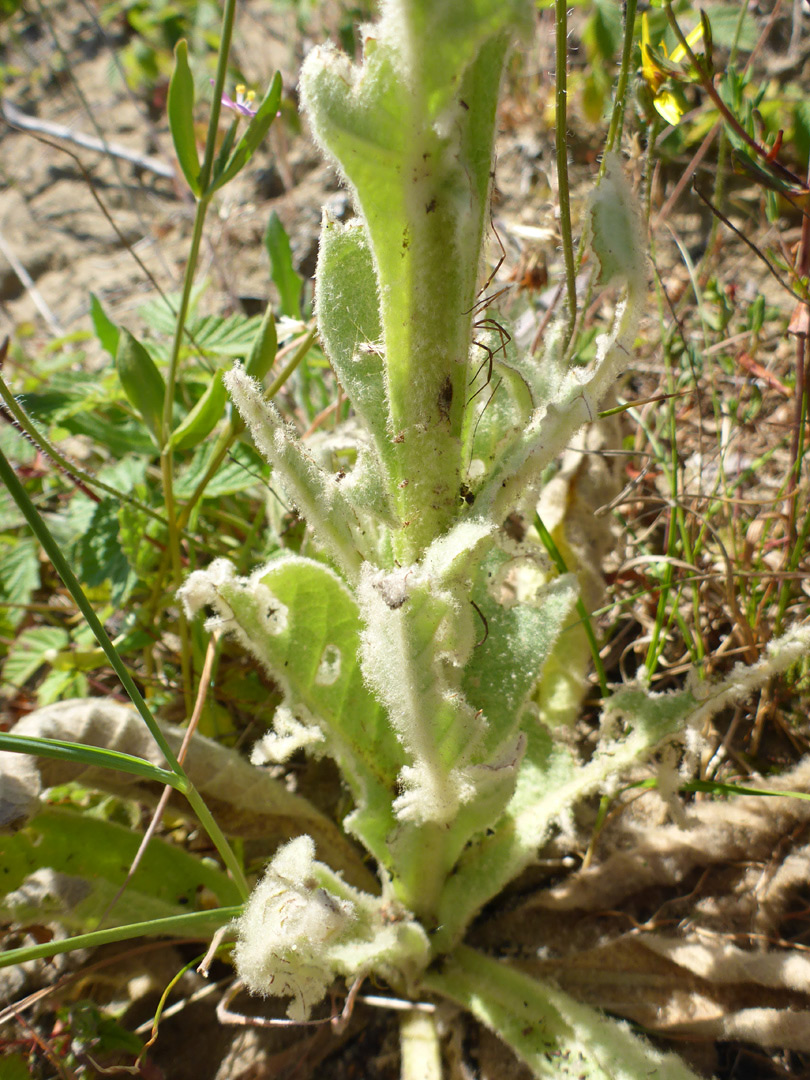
[
  {"x1": 2, "y1": 626, "x2": 68, "y2": 690},
  {"x1": 168, "y1": 39, "x2": 201, "y2": 196},
  {"x1": 0, "y1": 537, "x2": 40, "y2": 635},
  {"x1": 115, "y1": 329, "x2": 166, "y2": 445},
  {"x1": 77, "y1": 498, "x2": 137, "y2": 605},
  {"x1": 245, "y1": 303, "x2": 278, "y2": 382},
  {"x1": 169, "y1": 369, "x2": 228, "y2": 452},
  {"x1": 0, "y1": 806, "x2": 242, "y2": 931},
  {"x1": 89, "y1": 293, "x2": 120, "y2": 358},
  {"x1": 265, "y1": 211, "x2": 303, "y2": 319}
]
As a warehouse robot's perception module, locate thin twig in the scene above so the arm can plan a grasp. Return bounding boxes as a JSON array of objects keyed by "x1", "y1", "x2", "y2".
[
  {"x1": 1, "y1": 99, "x2": 174, "y2": 180},
  {"x1": 96, "y1": 634, "x2": 219, "y2": 927}
]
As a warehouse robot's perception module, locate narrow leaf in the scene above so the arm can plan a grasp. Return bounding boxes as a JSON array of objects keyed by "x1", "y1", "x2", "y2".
[
  {"x1": 89, "y1": 293, "x2": 120, "y2": 358},
  {"x1": 168, "y1": 39, "x2": 201, "y2": 196},
  {"x1": 0, "y1": 732, "x2": 180, "y2": 788},
  {"x1": 115, "y1": 329, "x2": 166, "y2": 445},
  {"x1": 426, "y1": 946, "x2": 702, "y2": 1080},
  {"x1": 169, "y1": 369, "x2": 228, "y2": 451},
  {"x1": 0, "y1": 907, "x2": 242, "y2": 969},
  {"x1": 265, "y1": 211, "x2": 303, "y2": 318},
  {"x1": 245, "y1": 302, "x2": 278, "y2": 381}
]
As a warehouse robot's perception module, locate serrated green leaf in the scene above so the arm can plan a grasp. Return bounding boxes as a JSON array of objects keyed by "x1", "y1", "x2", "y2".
[
  {"x1": 0, "y1": 537, "x2": 40, "y2": 634},
  {"x1": 167, "y1": 39, "x2": 201, "y2": 195},
  {"x1": 265, "y1": 211, "x2": 304, "y2": 319},
  {"x1": 245, "y1": 303, "x2": 278, "y2": 381},
  {"x1": 137, "y1": 285, "x2": 200, "y2": 335},
  {"x1": 207, "y1": 71, "x2": 283, "y2": 195},
  {"x1": 170, "y1": 369, "x2": 228, "y2": 451},
  {"x1": 115, "y1": 329, "x2": 166, "y2": 444},
  {"x1": 89, "y1": 293, "x2": 120, "y2": 358},
  {"x1": 33, "y1": 668, "x2": 89, "y2": 706},
  {"x1": 0, "y1": 806, "x2": 242, "y2": 931},
  {"x1": 119, "y1": 500, "x2": 164, "y2": 579},
  {"x1": 175, "y1": 440, "x2": 265, "y2": 499},
  {"x1": 77, "y1": 498, "x2": 137, "y2": 604},
  {"x1": 2, "y1": 626, "x2": 69, "y2": 689}
]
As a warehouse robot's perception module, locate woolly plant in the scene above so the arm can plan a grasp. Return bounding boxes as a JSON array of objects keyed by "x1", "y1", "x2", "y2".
[{"x1": 179, "y1": 2, "x2": 810, "y2": 1076}]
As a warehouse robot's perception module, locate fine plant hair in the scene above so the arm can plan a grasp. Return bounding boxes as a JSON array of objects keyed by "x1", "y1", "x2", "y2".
[
  {"x1": 1, "y1": 2, "x2": 809, "y2": 1078},
  {"x1": 174, "y1": 2, "x2": 808, "y2": 1077}
]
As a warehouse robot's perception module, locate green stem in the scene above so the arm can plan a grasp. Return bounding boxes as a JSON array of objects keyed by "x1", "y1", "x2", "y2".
[
  {"x1": 0, "y1": 908, "x2": 243, "y2": 969},
  {"x1": 603, "y1": 0, "x2": 638, "y2": 159},
  {"x1": 555, "y1": 0, "x2": 576, "y2": 351},
  {"x1": 0, "y1": 370, "x2": 167, "y2": 531},
  {"x1": 159, "y1": 0, "x2": 239, "y2": 708},
  {"x1": 399, "y1": 1010, "x2": 443, "y2": 1080},
  {"x1": 177, "y1": 326, "x2": 315, "y2": 532},
  {"x1": 0, "y1": 444, "x2": 249, "y2": 899}
]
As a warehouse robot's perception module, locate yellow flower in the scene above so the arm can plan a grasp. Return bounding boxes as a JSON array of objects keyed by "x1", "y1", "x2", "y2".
[{"x1": 641, "y1": 12, "x2": 704, "y2": 126}]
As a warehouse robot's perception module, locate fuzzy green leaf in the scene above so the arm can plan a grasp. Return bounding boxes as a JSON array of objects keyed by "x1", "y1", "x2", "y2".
[
  {"x1": 180, "y1": 556, "x2": 405, "y2": 867},
  {"x1": 463, "y1": 551, "x2": 579, "y2": 761},
  {"x1": 426, "y1": 946, "x2": 701, "y2": 1080},
  {"x1": 315, "y1": 218, "x2": 390, "y2": 468}
]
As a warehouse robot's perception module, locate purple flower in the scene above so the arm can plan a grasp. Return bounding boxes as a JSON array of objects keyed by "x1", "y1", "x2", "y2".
[{"x1": 216, "y1": 82, "x2": 258, "y2": 118}]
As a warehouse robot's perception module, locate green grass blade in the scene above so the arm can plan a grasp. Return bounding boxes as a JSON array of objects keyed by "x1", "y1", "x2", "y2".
[
  {"x1": 0, "y1": 732, "x2": 179, "y2": 788},
  {"x1": 0, "y1": 907, "x2": 242, "y2": 968}
]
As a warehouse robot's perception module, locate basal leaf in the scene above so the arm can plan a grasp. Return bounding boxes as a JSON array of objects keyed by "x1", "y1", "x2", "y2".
[
  {"x1": 427, "y1": 946, "x2": 701, "y2": 1080},
  {"x1": 0, "y1": 806, "x2": 242, "y2": 932},
  {"x1": 180, "y1": 555, "x2": 405, "y2": 866}
]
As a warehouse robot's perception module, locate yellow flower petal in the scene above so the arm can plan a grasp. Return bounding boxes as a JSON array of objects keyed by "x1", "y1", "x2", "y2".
[
  {"x1": 654, "y1": 91, "x2": 684, "y2": 127},
  {"x1": 670, "y1": 21, "x2": 704, "y2": 64}
]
